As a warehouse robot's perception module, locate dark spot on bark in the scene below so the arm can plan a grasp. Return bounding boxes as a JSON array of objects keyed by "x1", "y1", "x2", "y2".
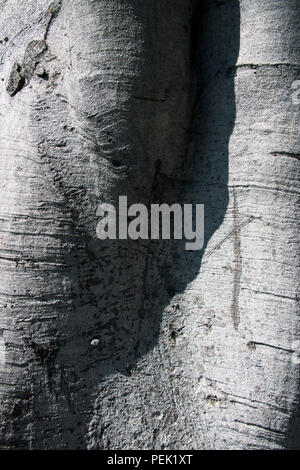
[
  {"x1": 155, "y1": 159, "x2": 162, "y2": 172},
  {"x1": 170, "y1": 330, "x2": 176, "y2": 340},
  {"x1": 39, "y1": 70, "x2": 49, "y2": 80},
  {"x1": 6, "y1": 40, "x2": 47, "y2": 96},
  {"x1": 125, "y1": 363, "x2": 133, "y2": 376},
  {"x1": 206, "y1": 395, "x2": 219, "y2": 405},
  {"x1": 6, "y1": 62, "x2": 26, "y2": 96},
  {"x1": 11, "y1": 403, "x2": 22, "y2": 418},
  {"x1": 28, "y1": 340, "x2": 59, "y2": 392}
]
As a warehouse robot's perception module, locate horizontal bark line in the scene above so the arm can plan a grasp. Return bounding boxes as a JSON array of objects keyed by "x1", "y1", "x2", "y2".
[
  {"x1": 241, "y1": 287, "x2": 298, "y2": 302},
  {"x1": 201, "y1": 380, "x2": 293, "y2": 416},
  {"x1": 247, "y1": 341, "x2": 295, "y2": 354},
  {"x1": 234, "y1": 419, "x2": 286, "y2": 436},
  {"x1": 233, "y1": 63, "x2": 300, "y2": 70},
  {"x1": 227, "y1": 183, "x2": 300, "y2": 195},
  {"x1": 270, "y1": 151, "x2": 300, "y2": 160}
]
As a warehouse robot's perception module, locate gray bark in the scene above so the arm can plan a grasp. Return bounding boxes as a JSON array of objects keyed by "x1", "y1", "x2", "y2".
[{"x1": 0, "y1": 0, "x2": 299, "y2": 450}]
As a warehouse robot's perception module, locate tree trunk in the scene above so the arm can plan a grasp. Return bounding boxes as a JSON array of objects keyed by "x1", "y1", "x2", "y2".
[{"x1": 0, "y1": 0, "x2": 299, "y2": 450}]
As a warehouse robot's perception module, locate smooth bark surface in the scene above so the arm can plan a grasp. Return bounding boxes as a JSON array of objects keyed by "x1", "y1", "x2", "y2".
[{"x1": 0, "y1": 0, "x2": 299, "y2": 450}]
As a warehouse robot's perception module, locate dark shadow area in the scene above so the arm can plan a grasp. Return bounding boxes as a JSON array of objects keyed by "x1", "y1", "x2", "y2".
[
  {"x1": 285, "y1": 382, "x2": 300, "y2": 449},
  {"x1": 168, "y1": 0, "x2": 241, "y2": 294}
]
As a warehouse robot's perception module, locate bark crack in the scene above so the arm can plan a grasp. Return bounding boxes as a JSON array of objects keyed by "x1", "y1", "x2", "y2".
[
  {"x1": 270, "y1": 151, "x2": 300, "y2": 161},
  {"x1": 202, "y1": 215, "x2": 256, "y2": 262},
  {"x1": 247, "y1": 341, "x2": 295, "y2": 354},
  {"x1": 234, "y1": 419, "x2": 286, "y2": 436},
  {"x1": 232, "y1": 63, "x2": 300, "y2": 71},
  {"x1": 44, "y1": 1, "x2": 63, "y2": 41}
]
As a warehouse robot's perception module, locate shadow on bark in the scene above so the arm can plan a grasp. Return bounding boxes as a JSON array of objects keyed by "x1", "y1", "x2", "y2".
[{"x1": 285, "y1": 391, "x2": 300, "y2": 449}]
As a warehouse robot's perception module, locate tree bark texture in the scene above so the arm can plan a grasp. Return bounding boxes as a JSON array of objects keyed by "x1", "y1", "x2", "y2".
[{"x1": 0, "y1": 0, "x2": 299, "y2": 450}]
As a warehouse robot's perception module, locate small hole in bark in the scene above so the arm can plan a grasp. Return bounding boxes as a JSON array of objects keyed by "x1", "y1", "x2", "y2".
[
  {"x1": 40, "y1": 71, "x2": 49, "y2": 80},
  {"x1": 170, "y1": 330, "x2": 176, "y2": 340},
  {"x1": 11, "y1": 403, "x2": 22, "y2": 417},
  {"x1": 247, "y1": 341, "x2": 256, "y2": 350},
  {"x1": 206, "y1": 395, "x2": 219, "y2": 405}
]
